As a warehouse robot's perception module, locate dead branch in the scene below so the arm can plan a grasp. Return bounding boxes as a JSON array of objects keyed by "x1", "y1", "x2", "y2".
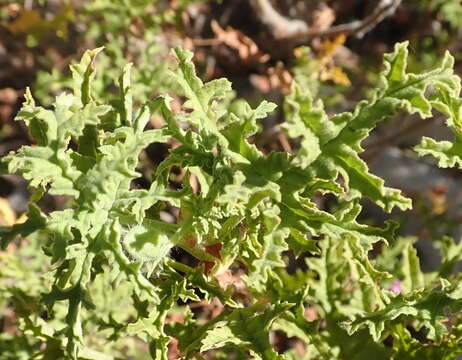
[
  {"x1": 305, "y1": 0, "x2": 402, "y2": 40},
  {"x1": 249, "y1": 0, "x2": 309, "y2": 40},
  {"x1": 251, "y1": 0, "x2": 402, "y2": 42}
]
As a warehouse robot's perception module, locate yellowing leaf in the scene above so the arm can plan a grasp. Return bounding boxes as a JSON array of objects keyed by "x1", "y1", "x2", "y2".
[
  {"x1": 320, "y1": 33, "x2": 347, "y2": 58},
  {"x1": 320, "y1": 66, "x2": 351, "y2": 86},
  {"x1": 0, "y1": 198, "x2": 15, "y2": 226},
  {"x1": 7, "y1": 9, "x2": 44, "y2": 34},
  {"x1": 6, "y1": 5, "x2": 74, "y2": 39}
]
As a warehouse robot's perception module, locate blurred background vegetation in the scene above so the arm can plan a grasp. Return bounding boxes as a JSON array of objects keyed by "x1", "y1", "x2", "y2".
[{"x1": 2, "y1": 0, "x2": 462, "y2": 358}]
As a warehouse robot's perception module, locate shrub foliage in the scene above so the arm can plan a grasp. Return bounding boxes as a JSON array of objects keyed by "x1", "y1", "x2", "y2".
[{"x1": 1, "y1": 42, "x2": 462, "y2": 359}]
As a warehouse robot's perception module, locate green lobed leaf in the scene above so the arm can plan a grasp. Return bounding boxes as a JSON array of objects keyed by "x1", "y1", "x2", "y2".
[{"x1": 3, "y1": 40, "x2": 462, "y2": 359}]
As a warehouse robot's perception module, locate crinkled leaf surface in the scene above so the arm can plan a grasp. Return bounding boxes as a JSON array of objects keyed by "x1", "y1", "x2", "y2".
[{"x1": 2, "y1": 42, "x2": 462, "y2": 359}]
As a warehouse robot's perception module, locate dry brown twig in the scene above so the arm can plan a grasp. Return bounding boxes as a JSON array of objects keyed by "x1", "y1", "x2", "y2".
[
  {"x1": 249, "y1": 0, "x2": 309, "y2": 39},
  {"x1": 251, "y1": 0, "x2": 402, "y2": 41}
]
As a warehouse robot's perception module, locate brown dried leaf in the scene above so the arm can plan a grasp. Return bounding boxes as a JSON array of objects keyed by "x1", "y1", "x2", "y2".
[
  {"x1": 426, "y1": 185, "x2": 448, "y2": 215},
  {"x1": 210, "y1": 20, "x2": 270, "y2": 65},
  {"x1": 250, "y1": 61, "x2": 293, "y2": 94},
  {"x1": 0, "y1": 88, "x2": 18, "y2": 105},
  {"x1": 191, "y1": 298, "x2": 224, "y2": 320},
  {"x1": 304, "y1": 306, "x2": 318, "y2": 322}
]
